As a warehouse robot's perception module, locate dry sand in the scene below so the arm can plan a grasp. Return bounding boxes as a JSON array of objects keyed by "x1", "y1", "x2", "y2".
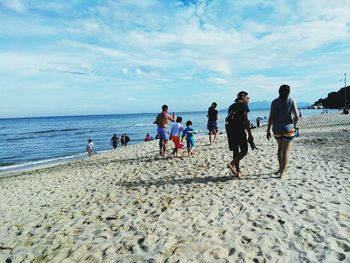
[{"x1": 0, "y1": 113, "x2": 349, "y2": 262}]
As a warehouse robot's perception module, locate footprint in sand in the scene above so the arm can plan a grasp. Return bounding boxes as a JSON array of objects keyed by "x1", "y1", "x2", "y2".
[
  {"x1": 335, "y1": 252, "x2": 346, "y2": 261},
  {"x1": 228, "y1": 247, "x2": 236, "y2": 256},
  {"x1": 337, "y1": 241, "x2": 350, "y2": 252},
  {"x1": 277, "y1": 219, "x2": 285, "y2": 225},
  {"x1": 241, "y1": 236, "x2": 252, "y2": 244},
  {"x1": 266, "y1": 214, "x2": 275, "y2": 220},
  {"x1": 307, "y1": 204, "x2": 316, "y2": 209}
]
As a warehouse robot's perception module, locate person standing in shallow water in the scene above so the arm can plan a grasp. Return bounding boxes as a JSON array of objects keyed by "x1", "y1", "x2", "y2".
[
  {"x1": 267, "y1": 84, "x2": 299, "y2": 178},
  {"x1": 110, "y1": 133, "x2": 119, "y2": 149},
  {"x1": 121, "y1": 134, "x2": 130, "y2": 146},
  {"x1": 256, "y1": 117, "x2": 261, "y2": 128},
  {"x1": 207, "y1": 102, "x2": 219, "y2": 145},
  {"x1": 225, "y1": 91, "x2": 254, "y2": 177}
]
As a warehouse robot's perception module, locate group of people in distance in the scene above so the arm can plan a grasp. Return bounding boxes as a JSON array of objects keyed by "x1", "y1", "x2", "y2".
[
  {"x1": 110, "y1": 133, "x2": 130, "y2": 149},
  {"x1": 85, "y1": 133, "x2": 130, "y2": 157},
  {"x1": 155, "y1": 84, "x2": 299, "y2": 178},
  {"x1": 154, "y1": 102, "x2": 221, "y2": 158}
]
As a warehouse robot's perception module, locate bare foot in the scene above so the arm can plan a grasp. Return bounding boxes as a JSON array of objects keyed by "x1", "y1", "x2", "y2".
[
  {"x1": 227, "y1": 163, "x2": 238, "y2": 177},
  {"x1": 279, "y1": 168, "x2": 287, "y2": 178}
]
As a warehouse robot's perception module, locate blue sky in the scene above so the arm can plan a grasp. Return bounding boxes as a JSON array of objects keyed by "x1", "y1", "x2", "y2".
[{"x1": 1, "y1": 0, "x2": 350, "y2": 117}]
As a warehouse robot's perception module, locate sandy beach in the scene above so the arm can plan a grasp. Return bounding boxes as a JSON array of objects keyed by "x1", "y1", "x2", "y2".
[{"x1": 1, "y1": 113, "x2": 349, "y2": 262}]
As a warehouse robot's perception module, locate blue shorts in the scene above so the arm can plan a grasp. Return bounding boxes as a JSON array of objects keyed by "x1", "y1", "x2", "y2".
[
  {"x1": 274, "y1": 129, "x2": 295, "y2": 141},
  {"x1": 157, "y1": 127, "x2": 169, "y2": 141}
]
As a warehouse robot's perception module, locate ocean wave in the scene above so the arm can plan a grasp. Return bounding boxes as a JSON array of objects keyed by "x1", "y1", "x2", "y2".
[
  {"x1": 0, "y1": 153, "x2": 86, "y2": 173},
  {"x1": 4, "y1": 128, "x2": 80, "y2": 137},
  {"x1": 135, "y1": 123, "x2": 154, "y2": 127},
  {"x1": 29, "y1": 128, "x2": 79, "y2": 135},
  {"x1": 5, "y1": 130, "x2": 82, "y2": 141},
  {"x1": 74, "y1": 130, "x2": 88, "y2": 134},
  {"x1": 0, "y1": 162, "x2": 16, "y2": 167},
  {"x1": 6, "y1": 137, "x2": 35, "y2": 142}
]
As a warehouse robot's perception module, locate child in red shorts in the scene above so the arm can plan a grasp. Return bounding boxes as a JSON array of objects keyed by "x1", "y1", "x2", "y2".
[{"x1": 170, "y1": 116, "x2": 184, "y2": 157}]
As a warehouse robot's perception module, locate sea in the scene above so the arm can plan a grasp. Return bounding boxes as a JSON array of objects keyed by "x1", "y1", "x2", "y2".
[{"x1": 0, "y1": 109, "x2": 333, "y2": 173}]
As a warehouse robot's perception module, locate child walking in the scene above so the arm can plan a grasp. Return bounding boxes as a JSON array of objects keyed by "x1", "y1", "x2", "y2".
[
  {"x1": 170, "y1": 116, "x2": 184, "y2": 157},
  {"x1": 182, "y1": 120, "x2": 197, "y2": 157}
]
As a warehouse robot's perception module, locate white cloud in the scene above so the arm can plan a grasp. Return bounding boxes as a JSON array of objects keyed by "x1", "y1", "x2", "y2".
[
  {"x1": 134, "y1": 68, "x2": 160, "y2": 78},
  {"x1": 198, "y1": 59, "x2": 232, "y2": 75},
  {"x1": 0, "y1": 52, "x2": 95, "y2": 77},
  {"x1": 80, "y1": 62, "x2": 92, "y2": 71},
  {"x1": 60, "y1": 39, "x2": 133, "y2": 59},
  {"x1": 0, "y1": 52, "x2": 46, "y2": 71},
  {"x1": 2, "y1": 0, "x2": 350, "y2": 116},
  {"x1": 1, "y1": 0, "x2": 25, "y2": 13},
  {"x1": 122, "y1": 68, "x2": 128, "y2": 75},
  {"x1": 135, "y1": 68, "x2": 143, "y2": 76},
  {"x1": 206, "y1": 77, "x2": 229, "y2": 85}
]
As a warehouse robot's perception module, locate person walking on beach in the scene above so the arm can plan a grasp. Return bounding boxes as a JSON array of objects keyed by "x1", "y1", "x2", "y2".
[
  {"x1": 170, "y1": 116, "x2": 184, "y2": 157},
  {"x1": 266, "y1": 84, "x2": 299, "y2": 178},
  {"x1": 225, "y1": 91, "x2": 254, "y2": 177},
  {"x1": 182, "y1": 120, "x2": 197, "y2": 157},
  {"x1": 125, "y1": 134, "x2": 130, "y2": 146},
  {"x1": 110, "y1": 133, "x2": 119, "y2": 149},
  {"x1": 86, "y1": 139, "x2": 94, "y2": 157},
  {"x1": 154, "y1": 105, "x2": 176, "y2": 156},
  {"x1": 207, "y1": 102, "x2": 219, "y2": 145},
  {"x1": 256, "y1": 117, "x2": 261, "y2": 128}
]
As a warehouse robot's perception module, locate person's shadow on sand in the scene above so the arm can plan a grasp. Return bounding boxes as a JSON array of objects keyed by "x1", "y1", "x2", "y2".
[{"x1": 118, "y1": 173, "x2": 279, "y2": 188}]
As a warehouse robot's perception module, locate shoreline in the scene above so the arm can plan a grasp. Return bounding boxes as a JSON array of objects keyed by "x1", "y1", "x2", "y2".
[{"x1": 0, "y1": 110, "x2": 333, "y2": 176}]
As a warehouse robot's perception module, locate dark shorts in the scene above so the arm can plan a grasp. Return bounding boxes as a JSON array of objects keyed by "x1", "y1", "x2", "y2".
[
  {"x1": 231, "y1": 137, "x2": 248, "y2": 156},
  {"x1": 207, "y1": 121, "x2": 218, "y2": 132},
  {"x1": 226, "y1": 124, "x2": 246, "y2": 152}
]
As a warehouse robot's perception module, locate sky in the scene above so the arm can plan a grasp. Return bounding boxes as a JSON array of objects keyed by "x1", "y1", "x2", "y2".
[{"x1": 1, "y1": 0, "x2": 350, "y2": 117}]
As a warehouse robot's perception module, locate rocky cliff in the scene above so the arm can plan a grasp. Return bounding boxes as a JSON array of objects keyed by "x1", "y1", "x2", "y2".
[{"x1": 314, "y1": 86, "x2": 350, "y2": 108}]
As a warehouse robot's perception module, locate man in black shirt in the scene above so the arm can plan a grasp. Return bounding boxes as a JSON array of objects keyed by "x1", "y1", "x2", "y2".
[
  {"x1": 207, "y1": 102, "x2": 218, "y2": 145},
  {"x1": 225, "y1": 91, "x2": 254, "y2": 177},
  {"x1": 110, "y1": 133, "x2": 119, "y2": 149}
]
